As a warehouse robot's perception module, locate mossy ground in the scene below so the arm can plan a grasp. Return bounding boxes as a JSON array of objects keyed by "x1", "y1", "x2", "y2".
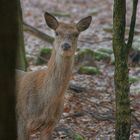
[
  {"x1": 78, "y1": 66, "x2": 100, "y2": 75},
  {"x1": 36, "y1": 48, "x2": 52, "y2": 65}
]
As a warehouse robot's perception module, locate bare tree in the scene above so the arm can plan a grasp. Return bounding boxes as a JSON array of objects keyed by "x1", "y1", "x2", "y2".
[{"x1": 113, "y1": 0, "x2": 138, "y2": 139}]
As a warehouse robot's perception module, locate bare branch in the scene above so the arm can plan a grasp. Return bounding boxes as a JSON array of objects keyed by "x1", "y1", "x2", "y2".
[
  {"x1": 23, "y1": 22, "x2": 54, "y2": 44},
  {"x1": 127, "y1": 0, "x2": 138, "y2": 50}
]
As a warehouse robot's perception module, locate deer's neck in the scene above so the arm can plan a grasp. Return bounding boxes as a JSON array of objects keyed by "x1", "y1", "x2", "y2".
[{"x1": 44, "y1": 49, "x2": 74, "y2": 97}]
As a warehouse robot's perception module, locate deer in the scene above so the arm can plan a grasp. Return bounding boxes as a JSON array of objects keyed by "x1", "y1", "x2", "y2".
[{"x1": 16, "y1": 12, "x2": 92, "y2": 140}]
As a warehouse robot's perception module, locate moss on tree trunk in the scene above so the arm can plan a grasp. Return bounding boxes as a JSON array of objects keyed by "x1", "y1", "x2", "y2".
[
  {"x1": 113, "y1": 0, "x2": 138, "y2": 139},
  {"x1": 113, "y1": 47, "x2": 131, "y2": 140}
]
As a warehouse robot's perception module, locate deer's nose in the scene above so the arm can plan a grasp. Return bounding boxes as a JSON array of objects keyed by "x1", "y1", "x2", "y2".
[{"x1": 62, "y1": 43, "x2": 71, "y2": 51}]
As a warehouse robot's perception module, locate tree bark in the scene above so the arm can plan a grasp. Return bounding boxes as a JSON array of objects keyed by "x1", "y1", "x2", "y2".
[
  {"x1": 113, "y1": 0, "x2": 138, "y2": 140},
  {"x1": 16, "y1": 0, "x2": 27, "y2": 71},
  {"x1": 0, "y1": 0, "x2": 19, "y2": 139}
]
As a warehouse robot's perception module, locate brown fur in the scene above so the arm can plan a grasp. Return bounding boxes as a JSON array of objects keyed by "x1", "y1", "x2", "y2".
[{"x1": 16, "y1": 12, "x2": 91, "y2": 140}]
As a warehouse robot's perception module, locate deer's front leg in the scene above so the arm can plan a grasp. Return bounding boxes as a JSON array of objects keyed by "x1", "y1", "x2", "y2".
[{"x1": 40, "y1": 127, "x2": 53, "y2": 140}]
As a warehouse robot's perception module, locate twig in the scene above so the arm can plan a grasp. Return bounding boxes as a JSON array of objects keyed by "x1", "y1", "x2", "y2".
[{"x1": 23, "y1": 22, "x2": 54, "y2": 44}]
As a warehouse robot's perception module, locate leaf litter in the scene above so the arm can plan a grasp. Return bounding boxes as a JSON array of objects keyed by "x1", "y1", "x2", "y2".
[{"x1": 21, "y1": 0, "x2": 140, "y2": 139}]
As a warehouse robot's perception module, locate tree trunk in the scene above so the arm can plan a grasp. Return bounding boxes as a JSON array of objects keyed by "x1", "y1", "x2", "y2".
[
  {"x1": 113, "y1": 0, "x2": 138, "y2": 140},
  {"x1": 16, "y1": 0, "x2": 27, "y2": 71},
  {"x1": 0, "y1": 0, "x2": 19, "y2": 139}
]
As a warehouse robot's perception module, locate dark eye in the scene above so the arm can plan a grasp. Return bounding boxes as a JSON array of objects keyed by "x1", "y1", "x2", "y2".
[{"x1": 55, "y1": 32, "x2": 59, "y2": 36}]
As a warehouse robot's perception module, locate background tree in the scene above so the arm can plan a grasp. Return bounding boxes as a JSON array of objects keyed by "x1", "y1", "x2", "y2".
[
  {"x1": 16, "y1": 0, "x2": 27, "y2": 71},
  {"x1": 113, "y1": 0, "x2": 138, "y2": 140},
  {"x1": 0, "y1": 0, "x2": 21, "y2": 139}
]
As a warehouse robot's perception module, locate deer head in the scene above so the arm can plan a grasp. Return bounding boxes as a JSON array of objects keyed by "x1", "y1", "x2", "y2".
[{"x1": 44, "y1": 12, "x2": 92, "y2": 57}]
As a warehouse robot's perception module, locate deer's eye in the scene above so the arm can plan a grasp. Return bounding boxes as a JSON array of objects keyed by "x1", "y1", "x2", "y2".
[
  {"x1": 55, "y1": 32, "x2": 59, "y2": 36},
  {"x1": 55, "y1": 32, "x2": 58, "y2": 36},
  {"x1": 55, "y1": 32, "x2": 64, "y2": 37}
]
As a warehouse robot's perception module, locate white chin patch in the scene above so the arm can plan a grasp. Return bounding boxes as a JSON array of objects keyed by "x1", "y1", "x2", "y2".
[{"x1": 57, "y1": 48, "x2": 73, "y2": 57}]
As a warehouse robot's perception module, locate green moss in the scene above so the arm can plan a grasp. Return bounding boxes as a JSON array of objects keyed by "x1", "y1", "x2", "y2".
[
  {"x1": 75, "y1": 48, "x2": 94, "y2": 64},
  {"x1": 75, "y1": 48, "x2": 110, "y2": 64},
  {"x1": 94, "y1": 51, "x2": 110, "y2": 60},
  {"x1": 68, "y1": 129, "x2": 85, "y2": 140},
  {"x1": 129, "y1": 76, "x2": 139, "y2": 84},
  {"x1": 77, "y1": 48, "x2": 94, "y2": 58},
  {"x1": 79, "y1": 66, "x2": 100, "y2": 75},
  {"x1": 97, "y1": 48, "x2": 113, "y2": 54},
  {"x1": 76, "y1": 48, "x2": 81, "y2": 52},
  {"x1": 36, "y1": 48, "x2": 52, "y2": 65},
  {"x1": 40, "y1": 48, "x2": 52, "y2": 54},
  {"x1": 75, "y1": 133, "x2": 85, "y2": 140}
]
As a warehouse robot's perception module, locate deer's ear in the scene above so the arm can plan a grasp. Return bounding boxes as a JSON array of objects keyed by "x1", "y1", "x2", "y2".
[
  {"x1": 76, "y1": 16, "x2": 92, "y2": 32},
  {"x1": 44, "y1": 12, "x2": 59, "y2": 30}
]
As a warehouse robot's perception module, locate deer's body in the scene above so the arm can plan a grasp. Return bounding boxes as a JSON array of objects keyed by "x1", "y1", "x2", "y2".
[
  {"x1": 17, "y1": 49, "x2": 74, "y2": 139},
  {"x1": 16, "y1": 12, "x2": 91, "y2": 140}
]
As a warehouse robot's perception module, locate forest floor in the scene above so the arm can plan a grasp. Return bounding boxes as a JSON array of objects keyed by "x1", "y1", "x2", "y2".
[{"x1": 21, "y1": 0, "x2": 140, "y2": 139}]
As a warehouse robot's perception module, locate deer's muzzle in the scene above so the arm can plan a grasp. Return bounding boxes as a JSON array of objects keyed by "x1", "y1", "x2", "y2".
[{"x1": 61, "y1": 43, "x2": 71, "y2": 51}]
